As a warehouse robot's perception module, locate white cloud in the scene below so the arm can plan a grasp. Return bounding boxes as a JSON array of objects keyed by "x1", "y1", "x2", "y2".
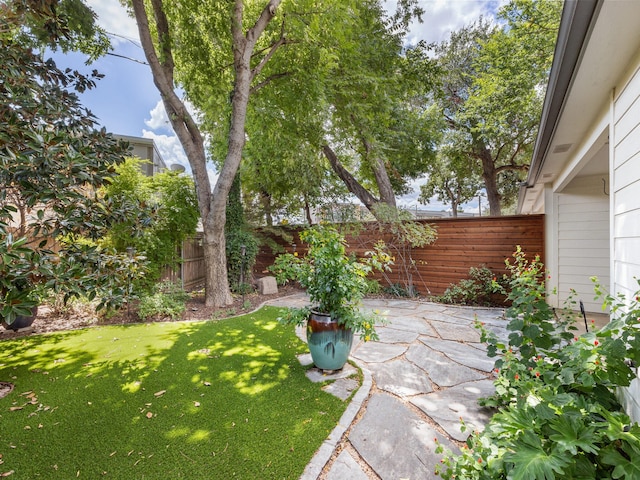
[
  {"x1": 142, "y1": 129, "x2": 188, "y2": 169},
  {"x1": 144, "y1": 100, "x2": 171, "y2": 131},
  {"x1": 384, "y1": 0, "x2": 506, "y2": 46},
  {"x1": 86, "y1": 0, "x2": 140, "y2": 45},
  {"x1": 143, "y1": 100, "x2": 219, "y2": 189}
]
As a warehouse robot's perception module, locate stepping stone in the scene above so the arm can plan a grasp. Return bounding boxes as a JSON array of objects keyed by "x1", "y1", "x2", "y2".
[
  {"x1": 420, "y1": 311, "x2": 467, "y2": 323},
  {"x1": 325, "y1": 450, "x2": 369, "y2": 480},
  {"x1": 411, "y1": 380, "x2": 496, "y2": 441},
  {"x1": 375, "y1": 326, "x2": 419, "y2": 344},
  {"x1": 297, "y1": 353, "x2": 313, "y2": 366},
  {"x1": 406, "y1": 343, "x2": 485, "y2": 387},
  {"x1": 428, "y1": 320, "x2": 481, "y2": 342},
  {"x1": 351, "y1": 342, "x2": 407, "y2": 363},
  {"x1": 350, "y1": 392, "x2": 454, "y2": 479},
  {"x1": 471, "y1": 309, "x2": 507, "y2": 326},
  {"x1": 368, "y1": 359, "x2": 433, "y2": 397},
  {"x1": 419, "y1": 337, "x2": 494, "y2": 373},
  {"x1": 323, "y1": 378, "x2": 359, "y2": 401},
  {"x1": 384, "y1": 315, "x2": 437, "y2": 335},
  {"x1": 305, "y1": 363, "x2": 358, "y2": 383}
]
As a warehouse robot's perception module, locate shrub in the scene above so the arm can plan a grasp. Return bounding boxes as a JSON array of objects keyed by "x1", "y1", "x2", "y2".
[
  {"x1": 267, "y1": 253, "x2": 302, "y2": 286},
  {"x1": 437, "y1": 265, "x2": 503, "y2": 306},
  {"x1": 435, "y1": 248, "x2": 640, "y2": 480},
  {"x1": 137, "y1": 281, "x2": 190, "y2": 320},
  {"x1": 383, "y1": 282, "x2": 417, "y2": 297}
]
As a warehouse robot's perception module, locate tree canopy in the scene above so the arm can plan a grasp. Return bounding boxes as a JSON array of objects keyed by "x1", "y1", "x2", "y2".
[
  {"x1": 421, "y1": 0, "x2": 561, "y2": 215},
  {"x1": 0, "y1": 0, "x2": 137, "y2": 322}
]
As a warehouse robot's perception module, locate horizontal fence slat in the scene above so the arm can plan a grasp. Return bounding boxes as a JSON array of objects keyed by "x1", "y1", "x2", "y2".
[{"x1": 253, "y1": 215, "x2": 544, "y2": 296}]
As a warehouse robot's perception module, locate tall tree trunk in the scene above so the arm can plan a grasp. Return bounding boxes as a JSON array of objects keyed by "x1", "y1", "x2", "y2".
[
  {"x1": 371, "y1": 156, "x2": 397, "y2": 209},
  {"x1": 478, "y1": 146, "x2": 501, "y2": 216},
  {"x1": 132, "y1": 0, "x2": 280, "y2": 306},
  {"x1": 260, "y1": 190, "x2": 273, "y2": 226}
]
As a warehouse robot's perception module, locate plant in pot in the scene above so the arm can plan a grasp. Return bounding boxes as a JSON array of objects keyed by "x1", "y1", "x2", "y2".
[
  {"x1": 272, "y1": 225, "x2": 392, "y2": 371},
  {"x1": 0, "y1": 235, "x2": 43, "y2": 331}
]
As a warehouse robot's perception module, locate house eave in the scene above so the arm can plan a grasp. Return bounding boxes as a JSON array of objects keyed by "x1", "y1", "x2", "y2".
[{"x1": 518, "y1": 0, "x2": 601, "y2": 213}]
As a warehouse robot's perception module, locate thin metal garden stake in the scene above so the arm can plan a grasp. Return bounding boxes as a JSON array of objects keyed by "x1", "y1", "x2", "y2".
[{"x1": 580, "y1": 300, "x2": 588, "y2": 333}]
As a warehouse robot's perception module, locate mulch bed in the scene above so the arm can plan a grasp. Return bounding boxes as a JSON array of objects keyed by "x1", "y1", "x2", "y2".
[{"x1": 0, "y1": 285, "x2": 303, "y2": 339}]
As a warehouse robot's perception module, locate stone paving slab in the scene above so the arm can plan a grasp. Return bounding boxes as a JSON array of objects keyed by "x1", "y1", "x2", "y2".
[
  {"x1": 349, "y1": 392, "x2": 454, "y2": 480},
  {"x1": 419, "y1": 337, "x2": 495, "y2": 373},
  {"x1": 263, "y1": 293, "x2": 507, "y2": 480},
  {"x1": 419, "y1": 310, "x2": 470, "y2": 324},
  {"x1": 406, "y1": 343, "x2": 486, "y2": 387},
  {"x1": 375, "y1": 325, "x2": 420, "y2": 344},
  {"x1": 305, "y1": 363, "x2": 358, "y2": 383},
  {"x1": 324, "y1": 450, "x2": 370, "y2": 480},
  {"x1": 410, "y1": 380, "x2": 496, "y2": 441},
  {"x1": 367, "y1": 359, "x2": 433, "y2": 397},
  {"x1": 351, "y1": 341, "x2": 407, "y2": 363},
  {"x1": 472, "y1": 309, "x2": 507, "y2": 325},
  {"x1": 428, "y1": 319, "x2": 481, "y2": 342},
  {"x1": 384, "y1": 315, "x2": 437, "y2": 336},
  {"x1": 323, "y1": 377, "x2": 360, "y2": 401}
]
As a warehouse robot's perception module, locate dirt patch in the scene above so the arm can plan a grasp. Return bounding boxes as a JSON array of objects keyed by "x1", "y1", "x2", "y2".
[
  {"x1": 0, "y1": 382, "x2": 14, "y2": 399},
  {"x1": 0, "y1": 285, "x2": 303, "y2": 339}
]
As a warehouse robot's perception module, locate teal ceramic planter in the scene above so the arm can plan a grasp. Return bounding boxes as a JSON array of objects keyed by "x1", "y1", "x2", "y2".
[
  {"x1": 307, "y1": 311, "x2": 353, "y2": 371},
  {"x1": 1, "y1": 306, "x2": 37, "y2": 331}
]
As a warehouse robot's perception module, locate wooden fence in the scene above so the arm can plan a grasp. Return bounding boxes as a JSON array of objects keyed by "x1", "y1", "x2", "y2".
[
  {"x1": 163, "y1": 233, "x2": 205, "y2": 291},
  {"x1": 253, "y1": 215, "x2": 545, "y2": 297}
]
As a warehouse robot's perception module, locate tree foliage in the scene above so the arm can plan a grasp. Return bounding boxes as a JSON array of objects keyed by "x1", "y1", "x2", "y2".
[
  {"x1": 0, "y1": 0, "x2": 137, "y2": 323},
  {"x1": 100, "y1": 157, "x2": 200, "y2": 287},
  {"x1": 424, "y1": 0, "x2": 561, "y2": 215},
  {"x1": 238, "y1": 0, "x2": 440, "y2": 221}
]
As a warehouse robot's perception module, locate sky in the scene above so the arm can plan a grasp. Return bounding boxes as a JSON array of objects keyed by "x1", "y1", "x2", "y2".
[{"x1": 55, "y1": 0, "x2": 507, "y2": 214}]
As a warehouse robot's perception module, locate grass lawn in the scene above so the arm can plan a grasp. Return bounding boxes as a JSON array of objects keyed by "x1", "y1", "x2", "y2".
[{"x1": 0, "y1": 306, "x2": 354, "y2": 479}]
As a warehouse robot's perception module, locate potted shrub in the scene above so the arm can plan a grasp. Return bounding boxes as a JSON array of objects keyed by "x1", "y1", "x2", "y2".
[
  {"x1": 272, "y1": 225, "x2": 391, "y2": 371},
  {"x1": 0, "y1": 235, "x2": 42, "y2": 331}
]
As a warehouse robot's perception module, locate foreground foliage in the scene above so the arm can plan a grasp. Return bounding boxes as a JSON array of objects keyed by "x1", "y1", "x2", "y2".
[
  {"x1": 436, "y1": 265, "x2": 504, "y2": 306},
  {"x1": 436, "y1": 249, "x2": 640, "y2": 479},
  {"x1": 0, "y1": 1, "x2": 137, "y2": 323},
  {"x1": 0, "y1": 307, "x2": 349, "y2": 478},
  {"x1": 101, "y1": 158, "x2": 199, "y2": 288},
  {"x1": 270, "y1": 225, "x2": 392, "y2": 340}
]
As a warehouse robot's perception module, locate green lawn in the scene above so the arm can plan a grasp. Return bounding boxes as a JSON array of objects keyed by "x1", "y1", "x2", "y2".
[{"x1": 0, "y1": 306, "x2": 353, "y2": 479}]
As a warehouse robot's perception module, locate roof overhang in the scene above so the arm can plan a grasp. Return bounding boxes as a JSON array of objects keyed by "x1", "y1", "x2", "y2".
[{"x1": 518, "y1": 0, "x2": 640, "y2": 214}]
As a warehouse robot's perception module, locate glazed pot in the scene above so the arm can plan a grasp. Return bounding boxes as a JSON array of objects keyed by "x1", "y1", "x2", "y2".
[
  {"x1": 2, "y1": 306, "x2": 37, "y2": 331},
  {"x1": 306, "y1": 310, "x2": 353, "y2": 371}
]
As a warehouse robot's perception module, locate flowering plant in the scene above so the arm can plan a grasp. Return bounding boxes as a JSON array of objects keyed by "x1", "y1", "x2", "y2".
[
  {"x1": 270, "y1": 225, "x2": 392, "y2": 340},
  {"x1": 435, "y1": 248, "x2": 640, "y2": 480}
]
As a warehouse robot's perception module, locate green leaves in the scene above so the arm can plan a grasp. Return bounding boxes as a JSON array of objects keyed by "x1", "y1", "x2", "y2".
[
  {"x1": 0, "y1": 3, "x2": 145, "y2": 322},
  {"x1": 437, "y1": 251, "x2": 640, "y2": 479},
  {"x1": 271, "y1": 225, "x2": 390, "y2": 340},
  {"x1": 503, "y1": 431, "x2": 569, "y2": 480},
  {"x1": 548, "y1": 415, "x2": 600, "y2": 455}
]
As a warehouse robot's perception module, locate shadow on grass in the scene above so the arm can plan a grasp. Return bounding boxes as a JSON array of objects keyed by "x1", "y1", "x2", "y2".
[{"x1": 0, "y1": 307, "x2": 348, "y2": 479}]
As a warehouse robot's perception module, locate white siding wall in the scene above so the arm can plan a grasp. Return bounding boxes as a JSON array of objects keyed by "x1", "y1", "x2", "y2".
[
  {"x1": 613, "y1": 61, "x2": 640, "y2": 422},
  {"x1": 555, "y1": 176, "x2": 610, "y2": 312}
]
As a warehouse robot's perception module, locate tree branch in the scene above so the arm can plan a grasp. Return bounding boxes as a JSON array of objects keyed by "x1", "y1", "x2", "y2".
[
  {"x1": 251, "y1": 35, "x2": 287, "y2": 82},
  {"x1": 131, "y1": 0, "x2": 210, "y2": 218},
  {"x1": 250, "y1": 71, "x2": 291, "y2": 94},
  {"x1": 322, "y1": 144, "x2": 379, "y2": 212}
]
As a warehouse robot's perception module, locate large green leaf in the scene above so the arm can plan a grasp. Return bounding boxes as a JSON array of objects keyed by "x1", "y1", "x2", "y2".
[
  {"x1": 504, "y1": 431, "x2": 569, "y2": 480},
  {"x1": 548, "y1": 414, "x2": 600, "y2": 455}
]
